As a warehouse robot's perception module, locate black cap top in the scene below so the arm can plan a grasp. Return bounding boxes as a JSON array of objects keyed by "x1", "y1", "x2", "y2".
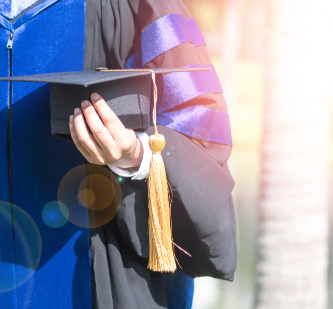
[{"x1": 0, "y1": 68, "x2": 211, "y2": 140}]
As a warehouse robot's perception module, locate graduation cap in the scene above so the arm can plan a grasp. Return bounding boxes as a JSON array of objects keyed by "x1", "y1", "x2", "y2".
[
  {"x1": 0, "y1": 68, "x2": 210, "y2": 140},
  {"x1": 0, "y1": 67, "x2": 210, "y2": 273}
]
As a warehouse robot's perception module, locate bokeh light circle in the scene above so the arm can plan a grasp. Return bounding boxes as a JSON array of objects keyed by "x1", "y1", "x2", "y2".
[
  {"x1": 42, "y1": 201, "x2": 69, "y2": 228},
  {"x1": 57, "y1": 164, "x2": 122, "y2": 228},
  {"x1": 77, "y1": 174, "x2": 116, "y2": 211},
  {"x1": 0, "y1": 201, "x2": 42, "y2": 293},
  {"x1": 77, "y1": 188, "x2": 96, "y2": 208}
]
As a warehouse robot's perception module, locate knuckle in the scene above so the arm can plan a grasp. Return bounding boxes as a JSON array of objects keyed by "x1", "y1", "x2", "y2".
[
  {"x1": 84, "y1": 108, "x2": 93, "y2": 117},
  {"x1": 86, "y1": 157, "x2": 93, "y2": 164},
  {"x1": 91, "y1": 126, "x2": 104, "y2": 136},
  {"x1": 111, "y1": 151, "x2": 122, "y2": 161},
  {"x1": 104, "y1": 114, "x2": 117, "y2": 126},
  {"x1": 69, "y1": 123, "x2": 75, "y2": 133},
  {"x1": 73, "y1": 141, "x2": 81, "y2": 148},
  {"x1": 94, "y1": 100, "x2": 104, "y2": 108},
  {"x1": 85, "y1": 107, "x2": 98, "y2": 118},
  {"x1": 78, "y1": 137, "x2": 88, "y2": 146},
  {"x1": 95, "y1": 156, "x2": 106, "y2": 165},
  {"x1": 123, "y1": 131, "x2": 135, "y2": 151},
  {"x1": 122, "y1": 140, "x2": 132, "y2": 152},
  {"x1": 104, "y1": 151, "x2": 114, "y2": 162}
]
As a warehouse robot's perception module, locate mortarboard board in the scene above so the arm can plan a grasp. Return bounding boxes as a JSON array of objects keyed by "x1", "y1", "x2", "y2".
[{"x1": 0, "y1": 68, "x2": 210, "y2": 141}]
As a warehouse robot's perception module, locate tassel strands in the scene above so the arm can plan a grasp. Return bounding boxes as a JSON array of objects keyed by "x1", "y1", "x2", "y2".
[
  {"x1": 147, "y1": 134, "x2": 176, "y2": 272},
  {"x1": 147, "y1": 71, "x2": 176, "y2": 272}
]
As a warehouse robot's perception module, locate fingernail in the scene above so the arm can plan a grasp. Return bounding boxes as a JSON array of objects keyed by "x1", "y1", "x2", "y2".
[
  {"x1": 81, "y1": 100, "x2": 90, "y2": 108},
  {"x1": 92, "y1": 93, "x2": 99, "y2": 101},
  {"x1": 69, "y1": 115, "x2": 73, "y2": 122},
  {"x1": 74, "y1": 108, "x2": 81, "y2": 115}
]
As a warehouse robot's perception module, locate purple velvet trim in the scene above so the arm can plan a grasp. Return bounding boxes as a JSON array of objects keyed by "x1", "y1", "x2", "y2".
[
  {"x1": 157, "y1": 105, "x2": 233, "y2": 145},
  {"x1": 156, "y1": 63, "x2": 223, "y2": 114},
  {"x1": 185, "y1": 63, "x2": 223, "y2": 93},
  {"x1": 124, "y1": 13, "x2": 230, "y2": 145},
  {"x1": 141, "y1": 14, "x2": 206, "y2": 65},
  {"x1": 186, "y1": 18, "x2": 206, "y2": 47}
]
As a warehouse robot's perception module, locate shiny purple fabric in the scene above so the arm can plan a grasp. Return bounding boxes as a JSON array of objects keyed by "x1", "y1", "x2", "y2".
[
  {"x1": 141, "y1": 14, "x2": 206, "y2": 66},
  {"x1": 186, "y1": 17, "x2": 205, "y2": 47},
  {"x1": 156, "y1": 63, "x2": 222, "y2": 114},
  {"x1": 124, "y1": 13, "x2": 231, "y2": 145},
  {"x1": 154, "y1": 64, "x2": 231, "y2": 145},
  {"x1": 157, "y1": 106, "x2": 232, "y2": 145},
  {"x1": 185, "y1": 63, "x2": 223, "y2": 94}
]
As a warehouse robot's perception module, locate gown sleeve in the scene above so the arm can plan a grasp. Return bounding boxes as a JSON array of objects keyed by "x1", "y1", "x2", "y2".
[
  {"x1": 128, "y1": 0, "x2": 237, "y2": 281},
  {"x1": 87, "y1": 0, "x2": 237, "y2": 282},
  {"x1": 86, "y1": 1, "x2": 237, "y2": 308},
  {"x1": 146, "y1": 124, "x2": 236, "y2": 280}
]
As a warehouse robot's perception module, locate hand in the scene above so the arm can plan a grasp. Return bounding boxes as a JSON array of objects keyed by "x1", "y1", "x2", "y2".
[{"x1": 69, "y1": 93, "x2": 143, "y2": 168}]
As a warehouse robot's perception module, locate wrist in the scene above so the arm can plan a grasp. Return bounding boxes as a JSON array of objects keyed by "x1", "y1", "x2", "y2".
[
  {"x1": 108, "y1": 132, "x2": 151, "y2": 180},
  {"x1": 117, "y1": 135, "x2": 143, "y2": 168}
]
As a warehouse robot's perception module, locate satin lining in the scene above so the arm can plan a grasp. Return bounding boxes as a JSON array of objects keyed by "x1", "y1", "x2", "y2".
[
  {"x1": 0, "y1": 0, "x2": 60, "y2": 32},
  {"x1": 141, "y1": 14, "x2": 206, "y2": 66}
]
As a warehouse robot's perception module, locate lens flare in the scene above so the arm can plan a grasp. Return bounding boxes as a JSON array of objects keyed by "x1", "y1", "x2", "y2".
[
  {"x1": 77, "y1": 188, "x2": 96, "y2": 208},
  {"x1": 57, "y1": 164, "x2": 122, "y2": 228},
  {"x1": 42, "y1": 201, "x2": 69, "y2": 228},
  {"x1": 78, "y1": 174, "x2": 115, "y2": 211},
  {"x1": 0, "y1": 201, "x2": 42, "y2": 293}
]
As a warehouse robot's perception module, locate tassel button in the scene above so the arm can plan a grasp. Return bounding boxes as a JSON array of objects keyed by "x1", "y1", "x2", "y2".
[{"x1": 149, "y1": 134, "x2": 165, "y2": 154}]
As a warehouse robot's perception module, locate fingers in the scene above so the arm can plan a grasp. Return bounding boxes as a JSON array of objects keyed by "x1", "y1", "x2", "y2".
[
  {"x1": 80, "y1": 100, "x2": 115, "y2": 151},
  {"x1": 69, "y1": 115, "x2": 94, "y2": 161},
  {"x1": 69, "y1": 93, "x2": 139, "y2": 166},
  {"x1": 90, "y1": 93, "x2": 127, "y2": 143},
  {"x1": 69, "y1": 108, "x2": 105, "y2": 164}
]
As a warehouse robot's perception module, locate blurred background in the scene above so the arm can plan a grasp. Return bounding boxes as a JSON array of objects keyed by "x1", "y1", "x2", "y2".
[{"x1": 181, "y1": 0, "x2": 333, "y2": 308}]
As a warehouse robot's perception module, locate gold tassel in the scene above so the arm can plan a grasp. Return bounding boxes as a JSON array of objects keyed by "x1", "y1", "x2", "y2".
[
  {"x1": 147, "y1": 133, "x2": 176, "y2": 272},
  {"x1": 147, "y1": 72, "x2": 176, "y2": 272}
]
